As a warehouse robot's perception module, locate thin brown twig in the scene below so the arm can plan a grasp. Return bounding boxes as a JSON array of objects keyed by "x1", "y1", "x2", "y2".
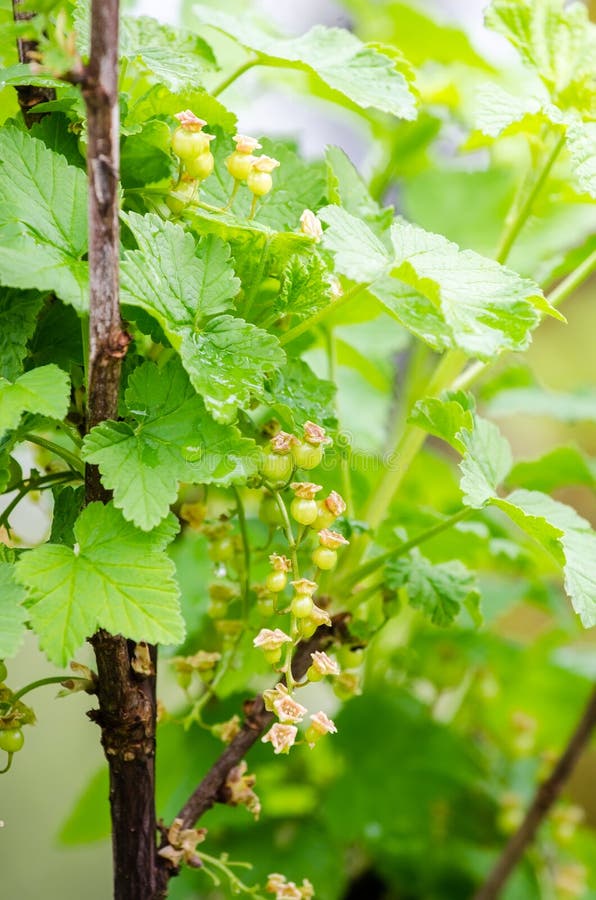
[{"x1": 474, "y1": 686, "x2": 596, "y2": 900}]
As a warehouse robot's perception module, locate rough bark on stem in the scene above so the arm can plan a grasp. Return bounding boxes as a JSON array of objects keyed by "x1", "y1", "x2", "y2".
[
  {"x1": 82, "y1": 3, "x2": 157, "y2": 899},
  {"x1": 474, "y1": 686, "x2": 596, "y2": 900}
]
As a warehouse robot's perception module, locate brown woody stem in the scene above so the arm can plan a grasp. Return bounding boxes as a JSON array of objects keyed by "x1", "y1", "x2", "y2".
[
  {"x1": 474, "y1": 686, "x2": 596, "y2": 900},
  {"x1": 81, "y1": 3, "x2": 158, "y2": 899}
]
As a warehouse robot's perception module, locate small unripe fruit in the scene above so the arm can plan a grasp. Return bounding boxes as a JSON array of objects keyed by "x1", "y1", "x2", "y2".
[
  {"x1": 261, "y1": 452, "x2": 293, "y2": 484},
  {"x1": 264, "y1": 647, "x2": 282, "y2": 665},
  {"x1": 184, "y1": 151, "x2": 215, "y2": 180},
  {"x1": 314, "y1": 501, "x2": 336, "y2": 530},
  {"x1": 290, "y1": 497, "x2": 318, "y2": 525},
  {"x1": 172, "y1": 127, "x2": 213, "y2": 160},
  {"x1": 259, "y1": 494, "x2": 284, "y2": 526},
  {"x1": 247, "y1": 170, "x2": 272, "y2": 196},
  {"x1": 0, "y1": 728, "x2": 24, "y2": 753},
  {"x1": 292, "y1": 441, "x2": 323, "y2": 470},
  {"x1": 312, "y1": 546, "x2": 337, "y2": 570},
  {"x1": 291, "y1": 593, "x2": 314, "y2": 618},
  {"x1": 208, "y1": 537, "x2": 234, "y2": 563},
  {"x1": 337, "y1": 646, "x2": 365, "y2": 669},
  {"x1": 226, "y1": 151, "x2": 255, "y2": 181},
  {"x1": 208, "y1": 599, "x2": 228, "y2": 619},
  {"x1": 257, "y1": 596, "x2": 275, "y2": 617},
  {"x1": 266, "y1": 571, "x2": 287, "y2": 593},
  {"x1": 0, "y1": 660, "x2": 6, "y2": 683}
]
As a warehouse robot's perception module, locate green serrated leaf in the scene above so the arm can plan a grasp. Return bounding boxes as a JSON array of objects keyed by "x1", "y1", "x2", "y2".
[
  {"x1": 0, "y1": 364, "x2": 70, "y2": 436},
  {"x1": 492, "y1": 489, "x2": 596, "y2": 627},
  {"x1": 264, "y1": 358, "x2": 337, "y2": 430},
  {"x1": 121, "y1": 214, "x2": 284, "y2": 422},
  {"x1": 120, "y1": 120, "x2": 174, "y2": 188},
  {"x1": 566, "y1": 120, "x2": 596, "y2": 199},
  {"x1": 485, "y1": 0, "x2": 596, "y2": 109},
  {"x1": 326, "y1": 145, "x2": 393, "y2": 236},
  {"x1": 194, "y1": 5, "x2": 417, "y2": 120},
  {"x1": 409, "y1": 395, "x2": 475, "y2": 453},
  {"x1": 320, "y1": 206, "x2": 550, "y2": 360},
  {"x1": 0, "y1": 288, "x2": 45, "y2": 381},
  {"x1": 0, "y1": 127, "x2": 88, "y2": 310},
  {"x1": 82, "y1": 360, "x2": 259, "y2": 530},
  {"x1": 508, "y1": 446, "x2": 596, "y2": 492},
  {"x1": 276, "y1": 254, "x2": 330, "y2": 322},
  {"x1": 0, "y1": 560, "x2": 28, "y2": 659},
  {"x1": 459, "y1": 419, "x2": 513, "y2": 508},
  {"x1": 487, "y1": 386, "x2": 596, "y2": 422},
  {"x1": 16, "y1": 502, "x2": 184, "y2": 666},
  {"x1": 386, "y1": 551, "x2": 479, "y2": 626},
  {"x1": 180, "y1": 314, "x2": 285, "y2": 423}
]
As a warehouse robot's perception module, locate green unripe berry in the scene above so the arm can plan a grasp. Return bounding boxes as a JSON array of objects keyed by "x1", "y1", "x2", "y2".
[
  {"x1": 261, "y1": 452, "x2": 293, "y2": 484},
  {"x1": 292, "y1": 441, "x2": 323, "y2": 470},
  {"x1": 265, "y1": 571, "x2": 287, "y2": 593},
  {"x1": 255, "y1": 277, "x2": 281, "y2": 302},
  {"x1": 166, "y1": 180, "x2": 197, "y2": 215},
  {"x1": 226, "y1": 151, "x2": 255, "y2": 181},
  {"x1": 257, "y1": 596, "x2": 276, "y2": 617},
  {"x1": 290, "y1": 497, "x2": 318, "y2": 526},
  {"x1": 247, "y1": 170, "x2": 272, "y2": 197},
  {"x1": 172, "y1": 127, "x2": 213, "y2": 160},
  {"x1": 176, "y1": 669, "x2": 192, "y2": 690},
  {"x1": 291, "y1": 593, "x2": 314, "y2": 618},
  {"x1": 263, "y1": 647, "x2": 282, "y2": 665},
  {"x1": 297, "y1": 618, "x2": 318, "y2": 640},
  {"x1": 314, "y1": 501, "x2": 336, "y2": 530},
  {"x1": 259, "y1": 494, "x2": 284, "y2": 526},
  {"x1": 184, "y1": 151, "x2": 215, "y2": 181},
  {"x1": 312, "y1": 546, "x2": 337, "y2": 571},
  {"x1": 337, "y1": 646, "x2": 365, "y2": 669},
  {"x1": 207, "y1": 599, "x2": 228, "y2": 619},
  {"x1": 208, "y1": 537, "x2": 234, "y2": 563},
  {"x1": 0, "y1": 728, "x2": 24, "y2": 753},
  {"x1": 0, "y1": 660, "x2": 6, "y2": 683}
]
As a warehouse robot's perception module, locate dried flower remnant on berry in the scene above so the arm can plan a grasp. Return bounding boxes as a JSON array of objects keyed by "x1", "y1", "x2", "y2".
[
  {"x1": 211, "y1": 714, "x2": 241, "y2": 744},
  {"x1": 302, "y1": 421, "x2": 329, "y2": 446},
  {"x1": 291, "y1": 578, "x2": 317, "y2": 596},
  {"x1": 253, "y1": 628, "x2": 292, "y2": 651},
  {"x1": 273, "y1": 693, "x2": 307, "y2": 724},
  {"x1": 262, "y1": 722, "x2": 298, "y2": 755},
  {"x1": 263, "y1": 682, "x2": 291, "y2": 713},
  {"x1": 224, "y1": 761, "x2": 261, "y2": 819},
  {"x1": 309, "y1": 605, "x2": 332, "y2": 627},
  {"x1": 291, "y1": 482, "x2": 322, "y2": 500},
  {"x1": 252, "y1": 155, "x2": 280, "y2": 174},
  {"x1": 174, "y1": 110, "x2": 207, "y2": 130},
  {"x1": 324, "y1": 490, "x2": 346, "y2": 517},
  {"x1": 233, "y1": 134, "x2": 262, "y2": 153},
  {"x1": 269, "y1": 553, "x2": 292, "y2": 573},
  {"x1": 310, "y1": 651, "x2": 340, "y2": 677},
  {"x1": 270, "y1": 431, "x2": 297, "y2": 454},
  {"x1": 300, "y1": 209, "x2": 323, "y2": 242},
  {"x1": 157, "y1": 818, "x2": 206, "y2": 868},
  {"x1": 318, "y1": 529, "x2": 349, "y2": 550},
  {"x1": 305, "y1": 711, "x2": 337, "y2": 748}
]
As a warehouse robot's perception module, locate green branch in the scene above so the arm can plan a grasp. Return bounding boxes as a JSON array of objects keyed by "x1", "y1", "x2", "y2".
[
  {"x1": 212, "y1": 58, "x2": 259, "y2": 97},
  {"x1": 279, "y1": 283, "x2": 368, "y2": 346}
]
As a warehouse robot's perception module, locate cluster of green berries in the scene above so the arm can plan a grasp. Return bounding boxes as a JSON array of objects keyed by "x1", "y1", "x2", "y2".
[
  {"x1": 168, "y1": 110, "x2": 280, "y2": 213},
  {"x1": 0, "y1": 661, "x2": 26, "y2": 758}
]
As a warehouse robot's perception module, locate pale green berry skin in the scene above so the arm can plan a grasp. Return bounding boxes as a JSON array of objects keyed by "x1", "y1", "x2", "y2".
[
  {"x1": 297, "y1": 619, "x2": 317, "y2": 640},
  {"x1": 304, "y1": 725, "x2": 320, "y2": 744},
  {"x1": 247, "y1": 170, "x2": 272, "y2": 196},
  {"x1": 292, "y1": 441, "x2": 323, "y2": 470},
  {"x1": 314, "y1": 502, "x2": 336, "y2": 530},
  {"x1": 259, "y1": 495, "x2": 284, "y2": 526},
  {"x1": 337, "y1": 646, "x2": 364, "y2": 669},
  {"x1": 257, "y1": 596, "x2": 275, "y2": 617},
  {"x1": 226, "y1": 152, "x2": 254, "y2": 181},
  {"x1": 172, "y1": 127, "x2": 212, "y2": 159},
  {"x1": 291, "y1": 593, "x2": 314, "y2": 618},
  {"x1": 166, "y1": 182, "x2": 197, "y2": 215},
  {"x1": 0, "y1": 728, "x2": 24, "y2": 753},
  {"x1": 306, "y1": 665, "x2": 323, "y2": 683},
  {"x1": 264, "y1": 647, "x2": 282, "y2": 665},
  {"x1": 290, "y1": 497, "x2": 318, "y2": 526},
  {"x1": 185, "y1": 151, "x2": 215, "y2": 180},
  {"x1": 312, "y1": 546, "x2": 337, "y2": 571},
  {"x1": 265, "y1": 571, "x2": 287, "y2": 593},
  {"x1": 208, "y1": 537, "x2": 234, "y2": 563},
  {"x1": 208, "y1": 599, "x2": 228, "y2": 619},
  {"x1": 261, "y1": 452, "x2": 293, "y2": 484}
]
